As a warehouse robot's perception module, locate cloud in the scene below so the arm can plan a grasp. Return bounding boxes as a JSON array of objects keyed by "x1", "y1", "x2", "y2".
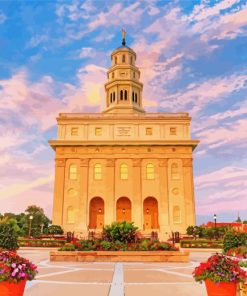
[{"x1": 0, "y1": 11, "x2": 6, "y2": 24}]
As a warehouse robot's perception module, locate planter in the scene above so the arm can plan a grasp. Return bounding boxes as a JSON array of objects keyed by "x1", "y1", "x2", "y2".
[
  {"x1": 0, "y1": 280, "x2": 26, "y2": 296},
  {"x1": 204, "y1": 279, "x2": 237, "y2": 296}
]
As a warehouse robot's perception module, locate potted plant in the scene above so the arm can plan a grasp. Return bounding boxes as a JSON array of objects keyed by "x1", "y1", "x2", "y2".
[
  {"x1": 0, "y1": 251, "x2": 38, "y2": 296},
  {"x1": 193, "y1": 253, "x2": 247, "y2": 296}
]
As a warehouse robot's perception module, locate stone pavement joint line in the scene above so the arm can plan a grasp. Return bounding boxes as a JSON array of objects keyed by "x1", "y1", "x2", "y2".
[{"x1": 108, "y1": 263, "x2": 124, "y2": 296}]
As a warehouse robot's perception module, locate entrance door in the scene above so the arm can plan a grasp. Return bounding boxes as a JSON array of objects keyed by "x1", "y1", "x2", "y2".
[
  {"x1": 143, "y1": 197, "x2": 158, "y2": 229},
  {"x1": 116, "y1": 197, "x2": 131, "y2": 222},
  {"x1": 89, "y1": 197, "x2": 104, "y2": 229}
]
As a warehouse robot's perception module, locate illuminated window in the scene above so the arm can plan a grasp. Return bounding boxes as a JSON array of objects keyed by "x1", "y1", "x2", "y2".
[
  {"x1": 146, "y1": 163, "x2": 154, "y2": 180},
  {"x1": 173, "y1": 206, "x2": 181, "y2": 223},
  {"x1": 94, "y1": 163, "x2": 102, "y2": 180},
  {"x1": 170, "y1": 127, "x2": 177, "y2": 135},
  {"x1": 171, "y1": 163, "x2": 180, "y2": 180},
  {"x1": 95, "y1": 127, "x2": 102, "y2": 136},
  {"x1": 69, "y1": 164, "x2": 77, "y2": 180},
  {"x1": 71, "y1": 127, "x2": 78, "y2": 136},
  {"x1": 67, "y1": 206, "x2": 75, "y2": 224},
  {"x1": 146, "y1": 128, "x2": 152, "y2": 135},
  {"x1": 120, "y1": 163, "x2": 128, "y2": 180}
]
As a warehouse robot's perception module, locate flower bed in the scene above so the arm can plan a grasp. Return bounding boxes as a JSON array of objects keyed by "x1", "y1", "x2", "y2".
[
  {"x1": 18, "y1": 239, "x2": 66, "y2": 248},
  {"x1": 180, "y1": 239, "x2": 223, "y2": 248}
]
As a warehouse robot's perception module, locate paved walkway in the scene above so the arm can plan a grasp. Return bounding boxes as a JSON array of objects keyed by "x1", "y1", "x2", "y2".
[{"x1": 19, "y1": 249, "x2": 212, "y2": 296}]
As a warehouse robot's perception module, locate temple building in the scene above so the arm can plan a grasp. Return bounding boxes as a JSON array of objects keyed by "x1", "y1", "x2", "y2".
[{"x1": 49, "y1": 31, "x2": 199, "y2": 239}]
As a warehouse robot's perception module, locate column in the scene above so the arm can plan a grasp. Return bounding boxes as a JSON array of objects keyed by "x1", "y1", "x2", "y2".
[
  {"x1": 104, "y1": 158, "x2": 115, "y2": 225},
  {"x1": 52, "y1": 158, "x2": 65, "y2": 225},
  {"x1": 132, "y1": 158, "x2": 142, "y2": 229},
  {"x1": 182, "y1": 158, "x2": 196, "y2": 226}
]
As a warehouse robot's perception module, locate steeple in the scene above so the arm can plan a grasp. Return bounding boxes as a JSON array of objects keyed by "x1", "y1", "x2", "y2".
[{"x1": 102, "y1": 29, "x2": 145, "y2": 114}]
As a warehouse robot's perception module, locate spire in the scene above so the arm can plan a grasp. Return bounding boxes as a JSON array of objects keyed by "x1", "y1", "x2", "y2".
[{"x1": 122, "y1": 28, "x2": 126, "y2": 46}]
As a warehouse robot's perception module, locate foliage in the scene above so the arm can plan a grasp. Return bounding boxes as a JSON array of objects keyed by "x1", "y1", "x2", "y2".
[
  {"x1": 77, "y1": 240, "x2": 98, "y2": 251},
  {"x1": 0, "y1": 251, "x2": 38, "y2": 283},
  {"x1": 47, "y1": 225, "x2": 64, "y2": 235},
  {"x1": 226, "y1": 246, "x2": 247, "y2": 259},
  {"x1": 0, "y1": 224, "x2": 19, "y2": 251},
  {"x1": 223, "y1": 232, "x2": 247, "y2": 252},
  {"x1": 100, "y1": 241, "x2": 111, "y2": 251},
  {"x1": 239, "y1": 261, "x2": 247, "y2": 268},
  {"x1": 180, "y1": 239, "x2": 223, "y2": 249},
  {"x1": 186, "y1": 225, "x2": 230, "y2": 240},
  {"x1": 59, "y1": 244, "x2": 76, "y2": 251},
  {"x1": 102, "y1": 221, "x2": 138, "y2": 243},
  {"x1": 18, "y1": 239, "x2": 66, "y2": 248},
  {"x1": 193, "y1": 253, "x2": 247, "y2": 283}
]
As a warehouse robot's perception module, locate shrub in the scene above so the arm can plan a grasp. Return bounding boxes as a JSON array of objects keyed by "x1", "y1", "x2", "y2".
[
  {"x1": 102, "y1": 221, "x2": 138, "y2": 243},
  {"x1": 223, "y1": 232, "x2": 247, "y2": 252},
  {"x1": 100, "y1": 241, "x2": 111, "y2": 251},
  {"x1": 0, "y1": 224, "x2": 19, "y2": 250},
  {"x1": 77, "y1": 239, "x2": 97, "y2": 251},
  {"x1": 139, "y1": 239, "x2": 149, "y2": 251},
  {"x1": 180, "y1": 239, "x2": 223, "y2": 248},
  {"x1": 59, "y1": 243, "x2": 76, "y2": 251},
  {"x1": 18, "y1": 239, "x2": 66, "y2": 248},
  {"x1": 48, "y1": 225, "x2": 64, "y2": 235}
]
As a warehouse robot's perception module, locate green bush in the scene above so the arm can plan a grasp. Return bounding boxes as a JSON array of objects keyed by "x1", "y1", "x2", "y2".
[
  {"x1": 0, "y1": 224, "x2": 19, "y2": 250},
  {"x1": 100, "y1": 241, "x2": 111, "y2": 250},
  {"x1": 48, "y1": 225, "x2": 64, "y2": 235},
  {"x1": 77, "y1": 239, "x2": 98, "y2": 251},
  {"x1": 59, "y1": 243, "x2": 76, "y2": 251},
  {"x1": 102, "y1": 221, "x2": 138, "y2": 243},
  {"x1": 139, "y1": 239, "x2": 149, "y2": 251},
  {"x1": 223, "y1": 232, "x2": 247, "y2": 252},
  {"x1": 180, "y1": 239, "x2": 223, "y2": 248},
  {"x1": 18, "y1": 238, "x2": 66, "y2": 247}
]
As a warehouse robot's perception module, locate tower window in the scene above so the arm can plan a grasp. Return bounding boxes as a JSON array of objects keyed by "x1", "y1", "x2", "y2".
[
  {"x1": 110, "y1": 93, "x2": 112, "y2": 103},
  {"x1": 94, "y1": 163, "x2": 102, "y2": 180},
  {"x1": 113, "y1": 92, "x2": 115, "y2": 102},
  {"x1": 146, "y1": 163, "x2": 155, "y2": 180},
  {"x1": 135, "y1": 93, "x2": 137, "y2": 103},
  {"x1": 122, "y1": 54, "x2": 125, "y2": 63},
  {"x1": 95, "y1": 127, "x2": 102, "y2": 136},
  {"x1": 130, "y1": 56, "x2": 133, "y2": 64},
  {"x1": 120, "y1": 163, "x2": 128, "y2": 180},
  {"x1": 112, "y1": 72, "x2": 115, "y2": 79},
  {"x1": 115, "y1": 56, "x2": 117, "y2": 64},
  {"x1": 120, "y1": 90, "x2": 123, "y2": 100},
  {"x1": 146, "y1": 128, "x2": 152, "y2": 135},
  {"x1": 133, "y1": 72, "x2": 135, "y2": 78},
  {"x1": 124, "y1": 90, "x2": 127, "y2": 100},
  {"x1": 69, "y1": 164, "x2": 77, "y2": 180},
  {"x1": 132, "y1": 92, "x2": 135, "y2": 102}
]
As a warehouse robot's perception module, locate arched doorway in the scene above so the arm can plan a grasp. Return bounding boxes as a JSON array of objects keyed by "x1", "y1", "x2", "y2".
[
  {"x1": 116, "y1": 197, "x2": 131, "y2": 222},
  {"x1": 143, "y1": 197, "x2": 159, "y2": 229},
  {"x1": 89, "y1": 197, "x2": 104, "y2": 229}
]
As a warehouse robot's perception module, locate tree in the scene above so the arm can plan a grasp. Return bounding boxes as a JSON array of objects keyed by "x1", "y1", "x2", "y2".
[
  {"x1": 48, "y1": 225, "x2": 64, "y2": 235},
  {"x1": 0, "y1": 224, "x2": 19, "y2": 250}
]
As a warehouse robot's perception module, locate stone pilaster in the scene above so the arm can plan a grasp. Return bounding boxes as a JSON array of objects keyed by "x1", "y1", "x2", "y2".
[
  {"x1": 132, "y1": 158, "x2": 142, "y2": 229},
  {"x1": 105, "y1": 158, "x2": 115, "y2": 224}
]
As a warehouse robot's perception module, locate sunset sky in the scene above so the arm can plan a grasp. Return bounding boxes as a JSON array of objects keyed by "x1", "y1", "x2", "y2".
[{"x1": 0, "y1": 0, "x2": 247, "y2": 224}]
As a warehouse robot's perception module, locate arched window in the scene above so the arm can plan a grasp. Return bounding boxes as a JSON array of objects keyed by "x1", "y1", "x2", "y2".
[
  {"x1": 135, "y1": 93, "x2": 137, "y2": 103},
  {"x1": 171, "y1": 163, "x2": 180, "y2": 180},
  {"x1": 173, "y1": 206, "x2": 181, "y2": 223},
  {"x1": 115, "y1": 56, "x2": 117, "y2": 65},
  {"x1": 67, "y1": 206, "x2": 75, "y2": 224},
  {"x1": 124, "y1": 90, "x2": 127, "y2": 100},
  {"x1": 113, "y1": 92, "x2": 115, "y2": 102},
  {"x1": 120, "y1": 163, "x2": 128, "y2": 180},
  {"x1": 110, "y1": 93, "x2": 112, "y2": 103},
  {"x1": 132, "y1": 92, "x2": 135, "y2": 102},
  {"x1": 122, "y1": 54, "x2": 125, "y2": 63},
  {"x1": 69, "y1": 164, "x2": 77, "y2": 180},
  {"x1": 120, "y1": 90, "x2": 123, "y2": 100},
  {"x1": 94, "y1": 163, "x2": 102, "y2": 180},
  {"x1": 146, "y1": 163, "x2": 154, "y2": 180}
]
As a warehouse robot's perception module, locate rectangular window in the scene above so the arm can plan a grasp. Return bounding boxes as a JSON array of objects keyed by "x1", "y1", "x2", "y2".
[
  {"x1": 170, "y1": 127, "x2": 177, "y2": 135},
  {"x1": 71, "y1": 127, "x2": 78, "y2": 136},
  {"x1": 95, "y1": 127, "x2": 102, "y2": 136},
  {"x1": 146, "y1": 127, "x2": 153, "y2": 135}
]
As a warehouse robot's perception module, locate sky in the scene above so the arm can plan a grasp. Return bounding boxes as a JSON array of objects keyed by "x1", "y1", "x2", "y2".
[{"x1": 0, "y1": 0, "x2": 247, "y2": 225}]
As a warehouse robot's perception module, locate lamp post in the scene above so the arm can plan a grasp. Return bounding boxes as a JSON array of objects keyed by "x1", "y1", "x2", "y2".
[
  {"x1": 29, "y1": 215, "x2": 33, "y2": 237},
  {"x1": 214, "y1": 214, "x2": 217, "y2": 239}
]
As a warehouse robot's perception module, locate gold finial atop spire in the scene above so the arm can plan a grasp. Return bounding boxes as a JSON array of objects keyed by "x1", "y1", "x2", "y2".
[{"x1": 121, "y1": 28, "x2": 126, "y2": 46}]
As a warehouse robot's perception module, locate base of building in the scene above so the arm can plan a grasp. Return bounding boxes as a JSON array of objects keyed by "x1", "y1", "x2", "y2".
[{"x1": 50, "y1": 250, "x2": 189, "y2": 262}]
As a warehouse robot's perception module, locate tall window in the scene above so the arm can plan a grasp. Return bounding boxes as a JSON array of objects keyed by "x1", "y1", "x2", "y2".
[
  {"x1": 130, "y1": 56, "x2": 133, "y2": 64},
  {"x1": 173, "y1": 206, "x2": 181, "y2": 223},
  {"x1": 94, "y1": 163, "x2": 102, "y2": 180},
  {"x1": 122, "y1": 54, "x2": 125, "y2": 63},
  {"x1": 115, "y1": 56, "x2": 117, "y2": 64},
  {"x1": 69, "y1": 164, "x2": 77, "y2": 180},
  {"x1": 124, "y1": 90, "x2": 127, "y2": 100},
  {"x1": 146, "y1": 163, "x2": 154, "y2": 180},
  {"x1": 120, "y1": 163, "x2": 128, "y2": 180},
  {"x1": 135, "y1": 93, "x2": 137, "y2": 103},
  {"x1": 110, "y1": 93, "x2": 112, "y2": 103},
  {"x1": 171, "y1": 163, "x2": 180, "y2": 180},
  {"x1": 113, "y1": 92, "x2": 115, "y2": 102},
  {"x1": 132, "y1": 91, "x2": 135, "y2": 102},
  {"x1": 67, "y1": 206, "x2": 75, "y2": 224},
  {"x1": 120, "y1": 90, "x2": 123, "y2": 100}
]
